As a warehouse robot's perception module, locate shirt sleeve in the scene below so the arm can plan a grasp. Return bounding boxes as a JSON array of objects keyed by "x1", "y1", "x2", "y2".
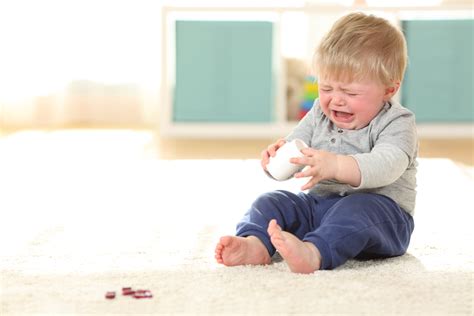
[{"x1": 350, "y1": 110, "x2": 418, "y2": 189}]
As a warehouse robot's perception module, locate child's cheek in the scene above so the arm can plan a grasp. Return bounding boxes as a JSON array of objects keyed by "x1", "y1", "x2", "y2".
[
  {"x1": 319, "y1": 91, "x2": 329, "y2": 102},
  {"x1": 319, "y1": 94, "x2": 331, "y2": 113}
]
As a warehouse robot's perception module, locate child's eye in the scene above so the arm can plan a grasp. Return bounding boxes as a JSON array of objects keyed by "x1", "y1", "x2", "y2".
[{"x1": 347, "y1": 93, "x2": 358, "y2": 96}]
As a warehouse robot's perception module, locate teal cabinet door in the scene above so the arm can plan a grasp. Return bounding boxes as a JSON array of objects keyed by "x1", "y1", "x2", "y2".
[
  {"x1": 402, "y1": 19, "x2": 474, "y2": 122},
  {"x1": 173, "y1": 21, "x2": 275, "y2": 123}
]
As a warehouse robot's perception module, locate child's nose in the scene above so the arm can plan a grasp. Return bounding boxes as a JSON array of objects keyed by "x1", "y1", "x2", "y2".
[{"x1": 332, "y1": 94, "x2": 345, "y2": 106}]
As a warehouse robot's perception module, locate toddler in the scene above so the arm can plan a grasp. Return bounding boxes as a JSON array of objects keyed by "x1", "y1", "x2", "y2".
[{"x1": 215, "y1": 12, "x2": 417, "y2": 273}]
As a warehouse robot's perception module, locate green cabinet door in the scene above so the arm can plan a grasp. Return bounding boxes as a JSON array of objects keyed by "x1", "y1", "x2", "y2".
[
  {"x1": 402, "y1": 19, "x2": 474, "y2": 122},
  {"x1": 173, "y1": 21, "x2": 275, "y2": 123}
]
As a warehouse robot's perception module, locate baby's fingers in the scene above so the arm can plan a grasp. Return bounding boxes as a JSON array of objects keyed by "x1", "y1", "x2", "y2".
[
  {"x1": 290, "y1": 156, "x2": 310, "y2": 166},
  {"x1": 267, "y1": 144, "x2": 280, "y2": 157},
  {"x1": 268, "y1": 139, "x2": 286, "y2": 157},
  {"x1": 301, "y1": 176, "x2": 320, "y2": 190},
  {"x1": 294, "y1": 167, "x2": 314, "y2": 179}
]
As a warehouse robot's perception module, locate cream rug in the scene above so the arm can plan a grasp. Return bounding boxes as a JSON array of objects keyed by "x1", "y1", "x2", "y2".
[{"x1": 0, "y1": 132, "x2": 472, "y2": 315}]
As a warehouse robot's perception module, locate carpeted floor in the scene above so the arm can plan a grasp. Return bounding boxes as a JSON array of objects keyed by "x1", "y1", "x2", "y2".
[{"x1": 0, "y1": 131, "x2": 473, "y2": 315}]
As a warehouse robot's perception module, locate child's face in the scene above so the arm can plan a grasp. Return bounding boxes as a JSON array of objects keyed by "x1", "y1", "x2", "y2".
[{"x1": 318, "y1": 76, "x2": 394, "y2": 130}]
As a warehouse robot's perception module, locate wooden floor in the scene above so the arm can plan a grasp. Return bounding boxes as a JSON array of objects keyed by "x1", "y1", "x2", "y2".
[
  {"x1": 0, "y1": 128, "x2": 472, "y2": 166},
  {"x1": 156, "y1": 136, "x2": 474, "y2": 166}
]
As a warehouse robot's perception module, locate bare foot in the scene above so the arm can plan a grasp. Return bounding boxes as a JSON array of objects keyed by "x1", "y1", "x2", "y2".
[
  {"x1": 215, "y1": 235, "x2": 271, "y2": 266},
  {"x1": 267, "y1": 219, "x2": 321, "y2": 274}
]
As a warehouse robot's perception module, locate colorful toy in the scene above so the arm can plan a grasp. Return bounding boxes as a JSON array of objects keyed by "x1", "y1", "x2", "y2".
[{"x1": 298, "y1": 76, "x2": 318, "y2": 120}]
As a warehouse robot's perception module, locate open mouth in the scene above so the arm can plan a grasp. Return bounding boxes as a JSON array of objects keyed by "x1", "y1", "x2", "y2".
[{"x1": 332, "y1": 110, "x2": 353, "y2": 122}]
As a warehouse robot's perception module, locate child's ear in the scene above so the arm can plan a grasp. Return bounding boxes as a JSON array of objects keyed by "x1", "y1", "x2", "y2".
[{"x1": 383, "y1": 81, "x2": 400, "y2": 101}]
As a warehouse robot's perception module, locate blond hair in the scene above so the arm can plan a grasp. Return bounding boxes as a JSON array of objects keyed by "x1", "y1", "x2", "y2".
[{"x1": 314, "y1": 12, "x2": 407, "y2": 86}]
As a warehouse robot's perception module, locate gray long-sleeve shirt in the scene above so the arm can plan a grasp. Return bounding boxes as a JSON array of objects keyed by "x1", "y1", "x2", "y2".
[{"x1": 286, "y1": 99, "x2": 418, "y2": 214}]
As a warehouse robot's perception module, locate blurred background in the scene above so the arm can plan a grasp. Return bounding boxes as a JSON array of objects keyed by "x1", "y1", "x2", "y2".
[{"x1": 0, "y1": 0, "x2": 472, "y2": 164}]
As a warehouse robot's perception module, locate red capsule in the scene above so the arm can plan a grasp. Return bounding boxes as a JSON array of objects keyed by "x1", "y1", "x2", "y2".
[
  {"x1": 122, "y1": 288, "x2": 135, "y2": 296},
  {"x1": 105, "y1": 291, "x2": 116, "y2": 299},
  {"x1": 133, "y1": 290, "x2": 153, "y2": 299}
]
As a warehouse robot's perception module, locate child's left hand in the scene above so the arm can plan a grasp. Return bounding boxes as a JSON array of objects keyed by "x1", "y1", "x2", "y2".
[
  {"x1": 291, "y1": 148, "x2": 361, "y2": 190},
  {"x1": 290, "y1": 148, "x2": 339, "y2": 190}
]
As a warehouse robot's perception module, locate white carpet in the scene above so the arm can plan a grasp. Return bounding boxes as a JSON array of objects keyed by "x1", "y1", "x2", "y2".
[{"x1": 0, "y1": 133, "x2": 472, "y2": 315}]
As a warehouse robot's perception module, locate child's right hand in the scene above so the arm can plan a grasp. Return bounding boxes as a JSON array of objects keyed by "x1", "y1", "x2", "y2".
[{"x1": 260, "y1": 138, "x2": 287, "y2": 170}]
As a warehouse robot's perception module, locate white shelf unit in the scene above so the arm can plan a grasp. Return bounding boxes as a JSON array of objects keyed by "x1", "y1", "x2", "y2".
[
  {"x1": 160, "y1": 5, "x2": 474, "y2": 139},
  {"x1": 160, "y1": 6, "x2": 292, "y2": 139}
]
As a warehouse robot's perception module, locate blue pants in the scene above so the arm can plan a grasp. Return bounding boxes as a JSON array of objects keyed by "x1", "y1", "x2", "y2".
[{"x1": 236, "y1": 190, "x2": 414, "y2": 270}]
